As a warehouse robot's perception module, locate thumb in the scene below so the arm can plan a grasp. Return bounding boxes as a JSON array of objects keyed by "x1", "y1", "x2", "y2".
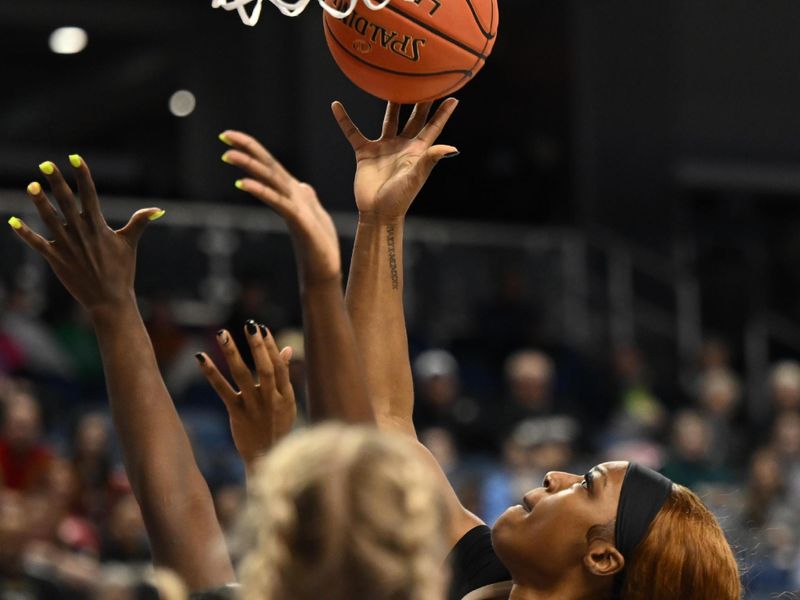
[
  {"x1": 413, "y1": 144, "x2": 459, "y2": 182},
  {"x1": 118, "y1": 208, "x2": 165, "y2": 246}
]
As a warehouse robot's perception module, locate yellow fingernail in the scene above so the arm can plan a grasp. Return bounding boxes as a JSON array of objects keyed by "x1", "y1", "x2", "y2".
[
  {"x1": 27, "y1": 181, "x2": 41, "y2": 195},
  {"x1": 8, "y1": 217, "x2": 22, "y2": 230},
  {"x1": 38, "y1": 161, "x2": 55, "y2": 176},
  {"x1": 221, "y1": 152, "x2": 232, "y2": 164},
  {"x1": 235, "y1": 179, "x2": 245, "y2": 190},
  {"x1": 148, "y1": 209, "x2": 166, "y2": 221},
  {"x1": 219, "y1": 132, "x2": 233, "y2": 146},
  {"x1": 68, "y1": 154, "x2": 82, "y2": 168}
]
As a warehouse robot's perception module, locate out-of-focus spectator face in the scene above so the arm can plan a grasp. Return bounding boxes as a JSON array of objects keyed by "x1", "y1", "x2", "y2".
[
  {"x1": 0, "y1": 490, "x2": 28, "y2": 569},
  {"x1": 75, "y1": 413, "x2": 110, "y2": 458},
  {"x1": 107, "y1": 494, "x2": 147, "y2": 553},
  {"x1": 504, "y1": 350, "x2": 553, "y2": 410},
  {"x1": 414, "y1": 350, "x2": 460, "y2": 409},
  {"x1": 769, "y1": 361, "x2": 800, "y2": 412},
  {"x1": 47, "y1": 458, "x2": 80, "y2": 511},
  {"x1": 214, "y1": 485, "x2": 244, "y2": 535},
  {"x1": 507, "y1": 417, "x2": 578, "y2": 472},
  {"x1": 772, "y1": 411, "x2": 800, "y2": 459},
  {"x1": 420, "y1": 427, "x2": 458, "y2": 472},
  {"x1": 2, "y1": 392, "x2": 42, "y2": 453},
  {"x1": 749, "y1": 448, "x2": 783, "y2": 497},
  {"x1": 699, "y1": 369, "x2": 740, "y2": 418},
  {"x1": 672, "y1": 411, "x2": 711, "y2": 461}
]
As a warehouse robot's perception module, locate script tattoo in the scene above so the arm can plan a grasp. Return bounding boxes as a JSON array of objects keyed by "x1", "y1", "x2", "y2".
[{"x1": 387, "y1": 225, "x2": 399, "y2": 290}]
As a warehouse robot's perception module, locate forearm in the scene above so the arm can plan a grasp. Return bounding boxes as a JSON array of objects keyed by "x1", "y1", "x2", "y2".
[
  {"x1": 345, "y1": 217, "x2": 415, "y2": 434},
  {"x1": 300, "y1": 276, "x2": 373, "y2": 423},
  {"x1": 91, "y1": 300, "x2": 234, "y2": 588}
]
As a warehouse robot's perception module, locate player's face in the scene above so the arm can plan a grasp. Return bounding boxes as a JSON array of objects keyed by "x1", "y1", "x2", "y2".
[{"x1": 491, "y1": 461, "x2": 629, "y2": 585}]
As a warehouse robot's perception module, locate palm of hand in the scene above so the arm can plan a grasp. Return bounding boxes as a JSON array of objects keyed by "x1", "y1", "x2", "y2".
[{"x1": 353, "y1": 138, "x2": 430, "y2": 218}]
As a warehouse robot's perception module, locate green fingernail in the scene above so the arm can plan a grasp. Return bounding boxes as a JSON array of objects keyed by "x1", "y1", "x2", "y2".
[
  {"x1": 68, "y1": 154, "x2": 82, "y2": 168},
  {"x1": 38, "y1": 161, "x2": 55, "y2": 176},
  {"x1": 221, "y1": 152, "x2": 232, "y2": 164},
  {"x1": 148, "y1": 209, "x2": 166, "y2": 221},
  {"x1": 8, "y1": 217, "x2": 22, "y2": 230},
  {"x1": 219, "y1": 132, "x2": 233, "y2": 146},
  {"x1": 235, "y1": 179, "x2": 245, "y2": 190}
]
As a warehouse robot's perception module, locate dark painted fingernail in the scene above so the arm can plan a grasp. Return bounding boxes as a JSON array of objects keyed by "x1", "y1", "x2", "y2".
[
  {"x1": 246, "y1": 320, "x2": 258, "y2": 336},
  {"x1": 217, "y1": 330, "x2": 229, "y2": 345},
  {"x1": 195, "y1": 353, "x2": 206, "y2": 364},
  {"x1": 443, "y1": 151, "x2": 460, "y2": 159},
  {"x1": 260, "y1": 324, "x2": 268, "y2": 338}
]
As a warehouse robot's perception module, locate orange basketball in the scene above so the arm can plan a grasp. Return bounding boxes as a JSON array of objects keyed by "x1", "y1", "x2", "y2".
[{"x1": 323, "y1": 0, "x2": 499, "y2": 104}]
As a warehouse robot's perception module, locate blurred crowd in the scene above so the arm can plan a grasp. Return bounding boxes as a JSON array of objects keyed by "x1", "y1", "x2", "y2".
[{"x1": 1, "y1": 282, "x2": 799, "y2": 599}]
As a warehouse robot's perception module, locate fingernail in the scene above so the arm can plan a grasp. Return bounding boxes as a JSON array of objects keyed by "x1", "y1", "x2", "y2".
[
  {"x1": 38, "y1": 161, "x2": 55, "y2": 176},
  {"x1": 219, "y1": 132, "x2": 233, "y2": 146},
  {"x1": 443, "y1": 150, "x2": 460, "y2": 159},
  {"x1": 8, "y1": 217, "x2": 22, "y2": 230},
  {"x1": 194, "y1": 353, "x2": 206, "y2": 364},
  {"x1": 221, "y1": 152, "x2": 232, "y2": 164},
  {"x1": 235, "y1": 179, "x2": 245, "y2": 191},
  {"x1": 217, "y1": 330, "x2": 229, "y2": 345},
  {"x1": 148, "y1": 209, "x2": 166, "y2": 222},
  {"x1": 259, "y1": 324, "x2": 268, "y2": 338},
  {"x1": 27, "y1": 181, "x2": 41, "y2": 195},
  {"x1": 246, "y1": 320, "x2": 258, "y2": 336},
  {"x1": 68, "y1": 154, "x2": 82, "y2": 168}
]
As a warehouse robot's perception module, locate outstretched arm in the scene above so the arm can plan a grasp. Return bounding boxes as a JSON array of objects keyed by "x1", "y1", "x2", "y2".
[
  {"x1": 219, "y1": 132, "x2": 372, "y2": 424},
  {"x1": 9, "y1": 159, "x2": 234, "y2": 590},
  {"x1": 335, "y1": 100, "x2": 484, "y2": 544}
]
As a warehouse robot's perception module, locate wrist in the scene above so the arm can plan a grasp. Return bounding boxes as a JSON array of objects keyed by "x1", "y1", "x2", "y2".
[
  {"x1": 87, "y1": 293, "x2": 139, "y2": 327},
  {"x1": 357, "y1": 212, "x2": 405, "y2": 227}
]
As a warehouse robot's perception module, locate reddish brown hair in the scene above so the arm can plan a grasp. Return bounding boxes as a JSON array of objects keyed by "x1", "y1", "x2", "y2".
[{"x1": 622, "y1": 484, "x2": 740, "y2": 600}]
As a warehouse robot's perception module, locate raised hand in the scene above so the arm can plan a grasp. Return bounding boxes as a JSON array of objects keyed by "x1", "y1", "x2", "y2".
[
  {"x1": 219, "y1": 131, "x2": 340, "y2": 287},
  {"x1": 331, "y1": 98, "x2": 459, "y2": 221},
  {"x1": 195, "y1": 321, "x2": 295, "y2": 472},
  {"x1": 9, "y1": 157, "x2": 235, "y2": 588},
  {"x1": 8, "y1": 156, "x2": 164, "y2": 314}
]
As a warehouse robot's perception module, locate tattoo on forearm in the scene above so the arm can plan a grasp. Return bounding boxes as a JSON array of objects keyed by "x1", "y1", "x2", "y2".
[{"x1": 387, "y1": 225, "x2": 399, "y2": 290}]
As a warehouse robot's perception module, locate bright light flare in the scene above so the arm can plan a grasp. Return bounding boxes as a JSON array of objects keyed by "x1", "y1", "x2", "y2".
[{"x1": 49, "y1": 27, "x2": 88, "y2": 55}]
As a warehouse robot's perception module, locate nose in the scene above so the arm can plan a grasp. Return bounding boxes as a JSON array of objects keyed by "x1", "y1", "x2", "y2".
[{"x1": 542, "y1": 471, "x2": 582, "y2": 493}]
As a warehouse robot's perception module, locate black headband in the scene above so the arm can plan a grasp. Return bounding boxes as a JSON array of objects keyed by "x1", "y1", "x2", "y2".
[
  {"x1": 615, "y1": 463, "x2": 673, "y2": 558},
  {"x1": 612, "y1": 463, "x2": 673, "y2": 596}
]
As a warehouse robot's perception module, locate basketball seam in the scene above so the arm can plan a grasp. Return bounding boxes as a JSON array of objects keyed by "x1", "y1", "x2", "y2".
[
  {"x1": 464, "y1": 0, "x2": 496, "y2": 40},
  {"x1": 381, "y1": 3, "x2": 487, "y2": 60},
  {"x1": 432, "y1": 0, "x2": 494, "y2": 99},
  {"x1": 324, "y1": 18, "x2": 472, "y2": 78}
]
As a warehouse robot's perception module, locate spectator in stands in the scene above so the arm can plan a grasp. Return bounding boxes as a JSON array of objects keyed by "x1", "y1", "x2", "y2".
[
  {"x1": 770, "y1": 410, "x2": 800, "y2": 503},
  {"x1": 662, "y1": 409, "x2": 732, "y2": 487},
  {"x1": 603, "y1": 346, "x2": 667, "y2": 446},
  {"x1": 770, "y1": 361, "x2": 800, "y2": 414},
  {"x1": 696, "y1": 368, "x2": 745, "y2": 468},
  {"x1": 100, "y1": 493, "x2": 150, "y2": 564},
  {"x1": 412, "y1": 349, "x2": 483, "y2": 452},
  {"x1": 0, "y1": 286, "x2": 74, "y2": 379},
  {"x1": 0, "y1": 390, "x2": 53, "y2": 492},
  {"x1": 71, "y1": 412, "x2": 114, "y2": 521}
]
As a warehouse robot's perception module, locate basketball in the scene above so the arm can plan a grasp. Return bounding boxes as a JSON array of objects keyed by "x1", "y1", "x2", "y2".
[{"x1": 322, "y1": 0, "x2": 499, "y2": 104}]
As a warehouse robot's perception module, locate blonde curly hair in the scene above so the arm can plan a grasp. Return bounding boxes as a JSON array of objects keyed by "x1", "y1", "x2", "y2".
[{"x1": 237, "y1": 424, "x2": 449, "y2": 600}]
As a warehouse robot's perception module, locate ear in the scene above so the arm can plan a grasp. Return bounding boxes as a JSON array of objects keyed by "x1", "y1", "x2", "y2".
[{"x1": 583, "y1": 538, "x2": 625, "y2": 577}]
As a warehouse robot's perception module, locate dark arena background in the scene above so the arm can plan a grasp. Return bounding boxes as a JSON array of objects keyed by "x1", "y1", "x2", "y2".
[{"x1": 2, "y1": 1, "x2": 800, "y2": 597}]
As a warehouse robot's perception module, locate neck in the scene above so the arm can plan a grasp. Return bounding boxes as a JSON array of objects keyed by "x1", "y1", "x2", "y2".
[{"x1": 509, "y1": 578, "x2": 600, "y2": 600}]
